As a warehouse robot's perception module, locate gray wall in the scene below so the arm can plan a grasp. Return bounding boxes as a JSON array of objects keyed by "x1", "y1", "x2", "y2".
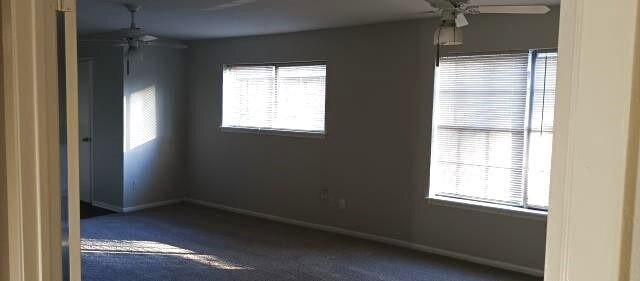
[
  {"x1": 186, "y1": 9, "x2": 559, "y2": 270},
  {"x1": 123, "y1": 47, "x2": 188, "y2": 208},
  {"x1": 79, "y1": 45, "x2": 124, "y2": 208},
  {"x1": 78, "y1": 45, "x2": 187, "y2": 209}
]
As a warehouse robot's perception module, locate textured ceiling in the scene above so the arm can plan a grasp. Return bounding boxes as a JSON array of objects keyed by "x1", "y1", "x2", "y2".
[{"x1": 78, "y1": 0, "x2": 560, "y2": 40}]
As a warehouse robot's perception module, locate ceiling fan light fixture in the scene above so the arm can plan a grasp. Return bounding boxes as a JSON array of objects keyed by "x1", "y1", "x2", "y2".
[
  {"x1": 434, "y1": 25, "x2": 463, "y2": 46},
  {"x1": 455, "y1": 13, "x2": 469, "y2": 27}
]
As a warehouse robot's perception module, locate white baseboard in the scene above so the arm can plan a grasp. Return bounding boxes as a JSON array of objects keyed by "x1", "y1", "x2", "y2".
[
  {"x1": 122, "y1": 199, "x2": 183, "y2": 213},
  {"x1": 184, "y1": 198, "x2": 543, "y2": 277},
  {"x1": 92, "y1": 201, "x2": 123, "y2": 213}
]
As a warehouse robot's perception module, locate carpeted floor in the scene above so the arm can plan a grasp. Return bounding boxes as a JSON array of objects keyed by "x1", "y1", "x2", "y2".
[{"x1": 81, "y1": 203, "x2": 542, "y2": 281}]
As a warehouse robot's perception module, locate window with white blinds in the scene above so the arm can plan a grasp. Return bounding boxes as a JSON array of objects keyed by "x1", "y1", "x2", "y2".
[
  {"x1": 222, "y1": 63, "x2": 326, "y2": 134},
  {"x1": 429, "y1": 51, "x2": 557, "y2": 210}
]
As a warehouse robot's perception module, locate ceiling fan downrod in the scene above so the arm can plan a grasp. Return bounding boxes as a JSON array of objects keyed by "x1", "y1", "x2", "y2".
[{"x1": 124, "y1": 4, "x2": 141, "y2": 30}]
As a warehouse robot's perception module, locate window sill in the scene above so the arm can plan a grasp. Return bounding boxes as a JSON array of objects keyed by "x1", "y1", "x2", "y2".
[
  {"x1": 426, "y1": 196, "x2": 547, "y2": 221},
  {"x1": 220, "y1": 126, "x2": 326, "y2": 139}
]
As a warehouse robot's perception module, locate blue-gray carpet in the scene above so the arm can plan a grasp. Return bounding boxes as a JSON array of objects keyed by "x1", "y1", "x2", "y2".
[{"x1": 81, "y1": 203, "x2": 542, "y2": 281}]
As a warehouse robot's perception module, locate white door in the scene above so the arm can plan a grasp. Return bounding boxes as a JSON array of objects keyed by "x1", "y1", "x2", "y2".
[{"x1": 78, "y1": 60, "x2": 94, "y2": 203}]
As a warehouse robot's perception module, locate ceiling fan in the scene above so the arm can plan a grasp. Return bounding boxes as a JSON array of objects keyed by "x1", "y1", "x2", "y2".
[
  {"x1": 425, "y1": 0, "x2": 551, "y2": 46},
  {"x1": 79, "y1": 3, "x2": 187, "y2": 74}
]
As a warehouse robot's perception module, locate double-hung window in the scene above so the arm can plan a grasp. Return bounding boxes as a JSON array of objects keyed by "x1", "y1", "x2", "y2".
[
  {"x1": 428, "y1": 51, "x2": 557, "y2": 211},
  {"x1": 221, "y1": 62, "x2": 327, "y2": 135}
]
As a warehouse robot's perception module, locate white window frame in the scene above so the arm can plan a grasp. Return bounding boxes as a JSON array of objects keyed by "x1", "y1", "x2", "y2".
[
  {"x1": 427, "y1": 49, "x2": 557, "y2": 218},
  {"x1": 220, "y1": 61, "x2": 328, "y2": 138}
]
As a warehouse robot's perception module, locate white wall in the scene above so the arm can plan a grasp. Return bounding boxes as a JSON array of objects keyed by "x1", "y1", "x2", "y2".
[
  {"x1": 123, "y1": 47, "x2": 188, "y2": 208},
  {"x1": 185, "y1": 9, "x2": 559, "y2": 272}
]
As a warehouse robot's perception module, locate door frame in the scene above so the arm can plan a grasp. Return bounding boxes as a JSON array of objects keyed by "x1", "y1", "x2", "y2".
[
  {"x1": 78, "y1": 58, "x2": 95, "y2": 205},
  {"x1": 1, "y1": 0, "x2": 640, "y2": 280},
  {"x1": 632, "y1": 145, "x2": 640, "y2": 280},
  {"x1": 1, "y1": 0, "x2": 79, "y2": 280},
  {"x1": 543, "y1": 0, "x2": 640, "y2": 280}
]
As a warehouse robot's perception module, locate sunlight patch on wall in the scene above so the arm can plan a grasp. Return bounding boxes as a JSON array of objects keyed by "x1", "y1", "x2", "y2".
[
  {"x1": 81, "y1": 238, "x2": 250, "y2": 270},
  {"x1": 124, "y1": 86, "x2": 157, "y2": 151}
]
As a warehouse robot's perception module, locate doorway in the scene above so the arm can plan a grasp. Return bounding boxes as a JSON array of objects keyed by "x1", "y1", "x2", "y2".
[
  {"x1": 77, "y1": 58, "x2": 115, "y2": 220},
  {"x1": 3, "y1": 0, "x2": 640, "y2": 280},
  {"x1": 78, "y1": 59, "x2": 93, "y2": 205}
]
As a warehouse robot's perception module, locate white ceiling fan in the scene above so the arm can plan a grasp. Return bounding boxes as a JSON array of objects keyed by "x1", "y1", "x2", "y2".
[
  {"x1": 425, "y1": 0, "x2": 551, "y2": 46},
  {"x1": 79, "y1": 3, "x2": 187, "y2": 74}
]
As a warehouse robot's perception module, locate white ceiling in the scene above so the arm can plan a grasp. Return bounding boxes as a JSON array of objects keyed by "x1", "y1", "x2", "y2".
[{"x1": 77, "y1": 0, "x2": 559, "y2": 40}]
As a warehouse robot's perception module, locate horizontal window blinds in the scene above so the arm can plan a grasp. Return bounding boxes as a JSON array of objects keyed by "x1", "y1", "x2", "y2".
[
  {"x1": 431, "y1": 53, "x2": 531, "y2": 206},
  {"x1": 526, "y1": 52, "x2": 557, "y2": 208},
  {"x1": 222, "y1": 64, "x2": 326, "y2": 133}
]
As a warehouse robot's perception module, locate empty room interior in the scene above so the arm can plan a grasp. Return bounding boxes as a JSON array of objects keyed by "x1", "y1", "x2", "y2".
[{"x1": 75, "y1": 0, "x2": 560, "y2": 280}]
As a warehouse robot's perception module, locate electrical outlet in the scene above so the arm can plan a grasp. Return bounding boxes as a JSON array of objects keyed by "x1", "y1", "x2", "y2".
[
  {"x1": 320, "y1": 188, "x2": 329, "y2": 200},
  {"x1": 338, "y1": 198, "x2": 346, "y2": 209}
]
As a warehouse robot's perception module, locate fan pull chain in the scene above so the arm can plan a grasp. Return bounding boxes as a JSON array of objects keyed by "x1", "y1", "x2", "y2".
[{"x1": 435, "y1": 26, "x2": 442, "y2": 67}]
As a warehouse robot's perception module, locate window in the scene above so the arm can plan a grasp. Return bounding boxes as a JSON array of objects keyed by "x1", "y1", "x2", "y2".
[
  {"x1": 221, "y1": 63, "x2": 327, "y2": 135},
  {"x1": 429, "y1": 51, "x2": 557, "y2": 211}
]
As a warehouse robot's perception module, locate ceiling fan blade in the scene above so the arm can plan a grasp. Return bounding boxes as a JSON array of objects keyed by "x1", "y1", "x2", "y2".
[
  {"x1": 474, "y1": 5, "x2": 550, "y2": 14},
  {"x1": 409, "y1": 10, "x2": 441, "y2": 17},
  {"x1": 201, "y1": 0, "x2": 256, "y2": 11},
  {"x1": 424, "y1": 0, "x2": 455, "y2": 10},
  {"x1": 145, "y1": 40, "x2": 188, "y2": 49},
  {"x1": 138, "y1": 34, "x2": 158, "y2": 42},
  {"x1": 90, "y1": 29, "x2": 133, "y2": 39},
  {"x1": 79, "y1": 38, "x2": 125, "y2": 44}
]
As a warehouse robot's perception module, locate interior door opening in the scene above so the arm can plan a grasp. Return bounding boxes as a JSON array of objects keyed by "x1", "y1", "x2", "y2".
[{"x1": 78, "y1": 59, "x2": 93, "y2": 205}]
